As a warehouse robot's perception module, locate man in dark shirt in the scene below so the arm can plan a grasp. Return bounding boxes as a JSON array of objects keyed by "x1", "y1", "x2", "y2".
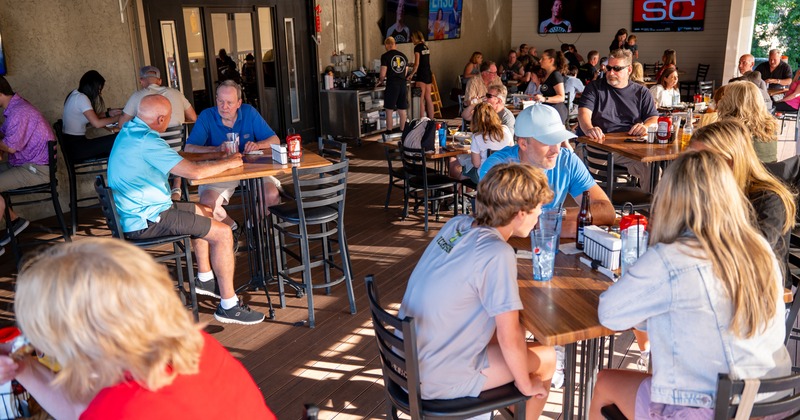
[
  {"x1": 578, "y1": 51, "x2": 600, "y2": 86},
  {"x1": 755, "y1": 49, "x2": 793, "y2": 90},
  {"x1": 561, "y1": 44, "x2": 580, "y2": 69},
  {"x1": 577, "y1": 49, "x2": 659, "y2": 190},
  {"x1": 378, "y1": 36, "x2": 408, "y2": 133}
]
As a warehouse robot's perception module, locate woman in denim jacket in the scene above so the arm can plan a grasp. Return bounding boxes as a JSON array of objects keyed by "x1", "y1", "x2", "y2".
[{"x1": 590, "y1": 151, "x2": 791, "y2": 419}]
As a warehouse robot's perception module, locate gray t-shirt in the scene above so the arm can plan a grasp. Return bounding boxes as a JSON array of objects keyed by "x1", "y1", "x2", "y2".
[
  {"x1": 576, "y1": 79, "x2": 658, "y2": 136},
  {"x1": 398, "y1": 215, "x2": 523, "y2": 400},
  {"x1": 122, "y1": 84, "x2": 192, "y2": 128},
  {"x1": 498, "y1": 106, "x2": 516, "y2": 134}
]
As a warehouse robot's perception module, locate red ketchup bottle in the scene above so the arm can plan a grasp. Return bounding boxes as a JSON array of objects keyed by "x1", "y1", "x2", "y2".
[{"x1": 656, "y1": 116, "x2": 672, "y2": 144}]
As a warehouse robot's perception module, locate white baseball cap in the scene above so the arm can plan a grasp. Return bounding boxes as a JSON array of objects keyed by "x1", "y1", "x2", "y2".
[{"x1": 514, "y1": 103, "x2": 576, "y2": 145}]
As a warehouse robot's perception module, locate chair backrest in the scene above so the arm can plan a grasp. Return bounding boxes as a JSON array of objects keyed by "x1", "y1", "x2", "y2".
[
  {"x1": 714, "y1": 372, "x2": 800, "y2": 420},
  {"x1": 160, "y1": 124, "x2": 187, "y2": 152},
  {"x1": 699, "y1": 80, "x2": 715, "y2": 95},
  {"x1": 53, "y1": 119, "x2": 74, "y2": 169},
  {"x1": 46, "y1": 141, "x2": 59, "y2": 185},
  {"x1": 365, "y1": 275, "x2": 423, "y2": 419},
  {"x1": 580, "y1": 144, "x2": 616, "y2": 197},
  {"x1": 399, "y1": 143, "x2": 431, "y2": 183},
  {"x1": 317, "y1": 136, "x2": 347, "y2": 162},
  {"x1": 93, "y1": 175, "x2": 126, "y2": 239},
  {"x1": 644, "y1": 63, "x2": 657, "y2": 75},
  {"x1": 292, "y1": 160, "x2": 349, "y2": 219},
  {"x1": 696, "y1": 63, "x2": 711, "y2": 81}
]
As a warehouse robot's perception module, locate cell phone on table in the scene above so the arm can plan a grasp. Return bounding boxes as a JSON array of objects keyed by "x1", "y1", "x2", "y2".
[{"x1": 624, "y1": 138, "x2": 646, "y2": 143}]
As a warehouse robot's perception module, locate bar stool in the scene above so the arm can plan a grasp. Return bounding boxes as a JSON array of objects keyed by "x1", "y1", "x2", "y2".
[
  {"x1": 2, "y1": 141, "x2": 71, "y2": 266},
  {"x1": 268, "y1": 160, "x2": 355, "y2": 328}
]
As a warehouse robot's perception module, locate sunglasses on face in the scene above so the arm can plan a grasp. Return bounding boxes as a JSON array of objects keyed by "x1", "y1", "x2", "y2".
[
  {"x1": 606, "y1": 65, "x2": 629, "y2": 73},
  {"x1": 485, "y1": 93, "x2": 495, "y2": 99}
]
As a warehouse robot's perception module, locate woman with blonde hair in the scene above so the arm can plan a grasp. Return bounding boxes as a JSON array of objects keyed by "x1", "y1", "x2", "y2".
[
  {"x1": 590, "y1": 150, "x2": 791, "y2": 419},
  {"x1": 689, "y1": 120, "x2": 796, "y2": 286},
  {"x1": 629, "y1": 62, "x2": 645, "y2": 85},
  {"x1": 407, "y1": 31, "x2": 434, "y2": 119},
  {"x1": 716, "y1": 80, "x2": 780, "y2": 162},
  {"x1": 1, "y1": 239, "x2": 275, "y2": 419},
  {"x1": 461, "y1": 102, "x2": 513, "y2": 183},
  {"x1": 463, "y1": 51, "x2": 483, "y2": 82}
]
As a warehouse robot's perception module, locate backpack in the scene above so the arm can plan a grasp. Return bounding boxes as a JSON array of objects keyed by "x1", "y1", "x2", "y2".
[{"x1": 401, "y1": 118, "x2": 436, "y2": 151}]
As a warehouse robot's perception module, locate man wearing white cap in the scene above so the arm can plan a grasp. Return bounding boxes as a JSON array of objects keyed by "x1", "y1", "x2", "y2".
[{"x1": 479, "y1": 103, "x2": 615, "y2": 237}]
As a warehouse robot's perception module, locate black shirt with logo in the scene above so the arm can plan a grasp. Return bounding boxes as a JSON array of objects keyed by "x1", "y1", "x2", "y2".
[{"x1": 381, "y1": 50, "x2": 408, "y2": 85}]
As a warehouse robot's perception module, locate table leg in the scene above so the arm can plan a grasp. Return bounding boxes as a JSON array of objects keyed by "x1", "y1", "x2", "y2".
[
  {"x1": 563, "y1": 342, "x2": 578, "y2": 418},
  {"x1": 238, "y1": 178, "x2": 276, "y2": 319}
]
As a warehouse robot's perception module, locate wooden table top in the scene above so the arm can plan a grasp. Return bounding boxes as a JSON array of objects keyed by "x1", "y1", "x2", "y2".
[
  {"x1": 575, "y1": 132, "x2": 682, "y2": 163},
  {"x1": 185, "y1": 149, "x2": 332, "y2": 186},
  {"x1": 769, "y1": 87, "x2": 789, "y2": 96},
  {"x1": 387, "y1": 141, "x2": 470, "y2": 159},
  {"x1": 517, "y1": 252, "x2": 615, "y2": 346}
]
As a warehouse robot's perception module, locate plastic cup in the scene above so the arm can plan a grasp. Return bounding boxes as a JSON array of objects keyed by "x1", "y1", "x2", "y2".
[
  {"x1": 538, "y1": 207, "x2": 565, "y2": 253},
  {"x1": 531, "y1": 229, "x2": 557, "y2": 281},
  {"x1": 620, "y1": 227, "x2": 648, "y2": 277},
  {"x1": 646, "y1": 125, "x2": 657, "y2": 143},
  {"x1": 226, "y1": 132, "x2": 240, "y2": 152}
]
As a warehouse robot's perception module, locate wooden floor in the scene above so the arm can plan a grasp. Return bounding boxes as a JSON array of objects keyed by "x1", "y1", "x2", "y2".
[{"x1": 0, "y1": 119, "x2": 798, "y2": 419}]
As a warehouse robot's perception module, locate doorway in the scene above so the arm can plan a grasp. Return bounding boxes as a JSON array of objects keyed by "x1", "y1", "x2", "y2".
[{"x1": 144, "y1": 1, "x2": 318, "y2": 141}]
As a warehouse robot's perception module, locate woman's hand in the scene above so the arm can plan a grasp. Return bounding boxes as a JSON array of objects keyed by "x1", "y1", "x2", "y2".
[
  {"x1": 0, "y1": 356, "x2": 20, "y2": 384},
  {"x1": 533, "y1": 94, "x2": 545, "y2": 103}
]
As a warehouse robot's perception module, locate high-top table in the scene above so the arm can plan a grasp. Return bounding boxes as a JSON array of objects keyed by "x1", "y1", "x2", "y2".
[
  {"x1": 515, "y1": 244, "x2": 615, "y2": 420},
  {"x1": 186, "y1": 150, "x2": 332, "y2": 318},
  {"x1": 575, "y1": 132, "x2": 683, "y2": 192}
]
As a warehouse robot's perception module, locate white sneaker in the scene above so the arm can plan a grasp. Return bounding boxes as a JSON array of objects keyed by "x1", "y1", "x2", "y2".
[
  {"x1": 552, "y1": 345, "x2": 566, "y2": 389},
  {"x1": 637, "y1": 350, "x2": 650, "y2": 372}
]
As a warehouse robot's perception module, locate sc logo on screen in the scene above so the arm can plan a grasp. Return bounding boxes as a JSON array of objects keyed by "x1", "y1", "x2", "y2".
[{"x1": 641, "y1": 0, "x2": 697, "y2": 21}]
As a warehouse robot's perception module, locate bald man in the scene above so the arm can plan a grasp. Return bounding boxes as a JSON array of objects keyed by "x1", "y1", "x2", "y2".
[{"x1": 107, "y1": 94, "x2": 265, "y2": 325}]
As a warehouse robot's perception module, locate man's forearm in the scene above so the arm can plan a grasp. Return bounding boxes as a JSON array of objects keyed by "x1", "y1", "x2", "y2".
[{"x1": 591, "y1": 199, "x2": 616, "y2": 226}]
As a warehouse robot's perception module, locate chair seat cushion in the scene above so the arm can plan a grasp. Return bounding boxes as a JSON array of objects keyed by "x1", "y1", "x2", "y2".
[
  {"x1": 610, "y1": 187, "x2": 652, "y2": 206},
  {"x1": 387, "y1": 381, "x2": 528, "y2": 418},
  {"x1": 408, "y1": 174, "x2": 456, "y2": 189},
  {"x1": 269, "y1": 202, "x2": 337, "y2": 224},
  {"x1": 128, "y1": 234, "x2": 191, "y2": 248}
]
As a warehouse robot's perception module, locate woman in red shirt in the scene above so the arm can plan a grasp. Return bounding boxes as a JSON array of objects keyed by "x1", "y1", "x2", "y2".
[{"x1": 1, "y1": 239, "x2": 276, "y2": 419}]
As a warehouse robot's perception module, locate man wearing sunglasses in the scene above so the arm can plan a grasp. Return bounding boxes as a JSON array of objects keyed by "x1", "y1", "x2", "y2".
[
  {"x1": 576, "y1": 49, "x2": 658, "y2": 189},
  {"x1": 461, "y1": 84, "x2": 515, "y2": 132}
]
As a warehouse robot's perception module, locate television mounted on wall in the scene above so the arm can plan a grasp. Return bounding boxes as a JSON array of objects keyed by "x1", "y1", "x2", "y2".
[
  {"x1": 632, "y1": 0, "x2": 706, "y2": 32},
  {"x1": 538, "y1": 0, "x2": 601, "y2": 34}
]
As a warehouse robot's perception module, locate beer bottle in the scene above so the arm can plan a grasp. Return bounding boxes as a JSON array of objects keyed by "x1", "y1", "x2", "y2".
[{"x1": 576, "y1": 191, "x2": 593, "y2": 250}]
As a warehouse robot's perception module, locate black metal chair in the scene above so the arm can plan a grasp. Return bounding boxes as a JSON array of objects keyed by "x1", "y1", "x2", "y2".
[
  {"x1": 382, "y1": 133, "x2": 405, "y2": 209},
  {"x1": 269, "y1": 160, "x2": 355, "y2": 328},
  {"x1": 2, "y1": 141, "x2": 71, "y2": 266},
  {"x1": 713, "y1": 372, "x2": 800, "y2": 419},
  {"x1": 785, "y1": 229, "x2": 800, "y2": 349},
  {"x1": 54, "y1": 120, "x2": 108, "y2": 236},
  {"x1": 399, "y1": 143, "x2": 458, "y2": 232},
  {"x1": 365, "y1": 275, "x2": 529, "y2": 419},
  {"x1": 317, "y1": 135, "x2": 347, "y2": 163},
  {"x1": 161, "y1": 124, "x2": 189, "y2": 201},
  {"x1": 679, "y1": 63, "x2": 711, "y2": 98},
  {"x1": 580, "y1": 144, "x2": 652, "y2": 212},
  {"x1": 94, "y1": 175, "x2": 198, "y2": 321}
]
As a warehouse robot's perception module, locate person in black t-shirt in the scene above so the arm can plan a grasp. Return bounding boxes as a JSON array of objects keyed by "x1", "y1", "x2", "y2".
[
  {"x1": 407, "y1": 31, "x2": 434, "y2": 119},
  {"x1": 378, "y1": 37, "x2": 409, "y2": 132},
  {"x1": 578, "y1": 51, "x2": 600, "y2": 86},
  {"x1": 534, "y1": 49, "x2": 569, "y2": 123},
  {"x1": 385, "y1": 0, "x2": 410, "y2": 43},
  {"x1": 539, "y1": 0, "x2": 572, "y2": 33},
  {"x1": 755, "y1": 49, "x2": 793, "y2": 90}
]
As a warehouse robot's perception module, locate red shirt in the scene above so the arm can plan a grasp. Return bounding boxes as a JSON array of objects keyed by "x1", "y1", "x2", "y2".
[{"x1": 81, "y1": 332, "x2": 275, "y2": 419}]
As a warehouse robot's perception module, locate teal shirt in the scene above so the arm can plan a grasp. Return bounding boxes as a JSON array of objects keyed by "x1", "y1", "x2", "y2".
[{"x1": 107, "y1": 117, "x2": 184, "y2": 232}]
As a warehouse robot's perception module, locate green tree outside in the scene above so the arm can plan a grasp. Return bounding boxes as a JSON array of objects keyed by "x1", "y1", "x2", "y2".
[{"x1": 752, "y1": 0, "x2": 800, "y2": 70}]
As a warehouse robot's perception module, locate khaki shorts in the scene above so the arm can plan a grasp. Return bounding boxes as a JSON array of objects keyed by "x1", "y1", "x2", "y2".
[
  {"x1": 197, "y1": 176, "x2": 282, "y2": 205},
  {"x1": 0, "y1": 163, "x2": 49, "y2": 192}
]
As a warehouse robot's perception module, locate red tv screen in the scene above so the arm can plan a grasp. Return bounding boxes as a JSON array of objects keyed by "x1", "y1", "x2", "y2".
[{"x1": 632, "y1": 0, "x2": 706, "y2": 32}]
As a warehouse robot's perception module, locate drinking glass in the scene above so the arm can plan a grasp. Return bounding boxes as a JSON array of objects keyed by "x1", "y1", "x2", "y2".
[
  {"x1": 620, "y1": 227, "x2": 648, "y2": 277},
  {"x1": 538, "y1": 207, "x2": 565, "y2": 253},
  {"x1": 531, "y1": 229, "x2": 557, "y2": 281}
]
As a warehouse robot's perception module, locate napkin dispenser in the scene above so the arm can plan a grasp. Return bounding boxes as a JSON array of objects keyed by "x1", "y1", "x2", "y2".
[
  {"x1": 271, "y1": 143, "x2": 288, "y2": 164},
  {"x1": 583, "y1": 225, "x2": 621, "y2": 270}
]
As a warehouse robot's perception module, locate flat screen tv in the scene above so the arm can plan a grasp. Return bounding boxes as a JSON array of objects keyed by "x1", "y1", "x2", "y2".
[
  {"x1": 428, "y1": 0, "x2": 462, "y2": 40},
  {"x1": 538, "y1": 0, "x2": 601, "y2": 34},
  {"x1": 384, "y1": 0, "x2": 430, "y2": 44},
  {"x1": 0, "y1": 29, "x2": 6, "y2": 75},
  {"x1": 632, "y1": 0, "x2": 706, "y2": 32}
]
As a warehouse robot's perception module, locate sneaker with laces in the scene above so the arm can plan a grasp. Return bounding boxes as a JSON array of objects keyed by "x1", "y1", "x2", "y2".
[
  {"x1": 0, "y1": 218, "x2": 30, "y2": 246},
  {"x1": 194, "y1": 277, "x2": 221, "y2": 299},
  {"x1": 637, "y1": 350, "x2": 651, "y2": 372},
  {"x1": 214, "y1": 302, "x2": 265, "y2": 325}
]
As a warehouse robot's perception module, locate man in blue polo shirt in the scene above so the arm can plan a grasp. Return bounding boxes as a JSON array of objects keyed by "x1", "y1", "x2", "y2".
[
  {"x1": 108, "y1": 95, "x2": 264, "y2": 325},
  {"x1": 185, "y1": 80, "x2": 281, "y2": 231},
  {"x1": 479, "y1": 103, "x2": 615, "y2": 237}
]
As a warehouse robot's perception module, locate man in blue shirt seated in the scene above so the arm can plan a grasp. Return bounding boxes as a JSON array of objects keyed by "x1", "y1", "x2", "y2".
[
  {"x1": 479, "y1": 103, "x2": 615, "y2": 236},
  {"x1": 107, "y1": 95, "x2": 265, "y2": 325},
  {"x1": 399, "y1": 163, "x2": 556, "y2": 416},
  {"x1": 185, "y1": 80, "x2": 282, "y2": 233}
]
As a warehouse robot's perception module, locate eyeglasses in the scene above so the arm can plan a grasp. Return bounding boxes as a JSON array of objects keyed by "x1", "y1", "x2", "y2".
[
  {"x1": 485, "y1": 93, "x2": 495, "y2": 99},
  {"x1": 606, "y1": 65, "x2": 629, "y2": 73}
]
